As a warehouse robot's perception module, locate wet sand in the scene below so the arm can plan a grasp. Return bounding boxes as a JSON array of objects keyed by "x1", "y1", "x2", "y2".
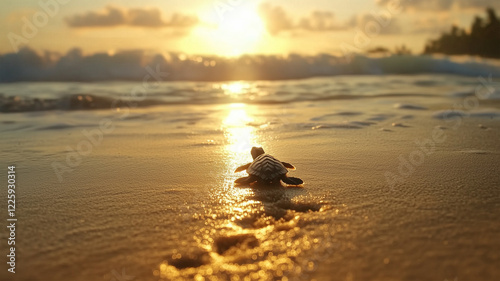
[{"x1": 1, "y1": 79, "x2": 500, "y2": 281}]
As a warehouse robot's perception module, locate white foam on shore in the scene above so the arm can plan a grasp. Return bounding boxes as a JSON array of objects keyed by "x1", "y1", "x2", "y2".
[
  {"x1": 432, "y1": 110, "x2": 468, "y2": 119},
  {"x1": 433, "y1": 109, "x2": 500, "y2": 119},
  {"x1": 394, "y1": 103, "x2": 428, "y2": 110},
  {"x1": 2, "y1": 48, "x2": 500, "y2": 82}
]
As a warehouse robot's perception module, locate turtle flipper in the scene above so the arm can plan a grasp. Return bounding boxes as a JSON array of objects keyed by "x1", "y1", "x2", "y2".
[
  {"x1": 281, "y1": 162, "x2": 295, "y2": 170},
  {"x1": 281, "y1": 176, "x2": 303, "y2": 185},
  {"x1": 235, "y1": 175, "x2": 258, "y2": 184},
  {"x1": 234, "y1": 163, "x2": 251, "y2": 173}
]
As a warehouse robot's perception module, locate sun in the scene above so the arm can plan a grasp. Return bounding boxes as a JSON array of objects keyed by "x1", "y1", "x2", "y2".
[{"x1": 198, "y1": 6, "x2": 266, "y2": 56}]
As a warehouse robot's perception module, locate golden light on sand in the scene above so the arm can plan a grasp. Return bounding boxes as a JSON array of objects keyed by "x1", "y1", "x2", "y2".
[
  {"x1": 224, "y1": 103, "x2": 250, "y2": 124},
  {"x1": 226, "y1": 126, "x2": 254, "y2": 153},
  {"x1": 223, "y1": 103, "x2": 257, "y2": 153},
  {"x1": 198, "y1": 7, "x2": 265, "y2": 56},
  {"x1": 215, "y1": 104, "x2": 263, "y2": 235},
  {"x1": 220, "y1": 103, "x2": 262, "y2": 194}
]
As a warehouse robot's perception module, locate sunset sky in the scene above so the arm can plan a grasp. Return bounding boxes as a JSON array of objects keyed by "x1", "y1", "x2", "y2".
[{"x1": 1, "y1": 0, "x2": 499, "y2": 57}]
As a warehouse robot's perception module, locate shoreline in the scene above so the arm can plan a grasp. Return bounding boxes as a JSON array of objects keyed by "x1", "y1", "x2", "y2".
[{"x1": 1, "y1": 76, "x2": 500, "y2": 280}]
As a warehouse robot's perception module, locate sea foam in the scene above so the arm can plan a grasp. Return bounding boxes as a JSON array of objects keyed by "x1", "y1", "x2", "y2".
[{"x1": 1, "y1": 48, "x2": 500, "y2": 82}]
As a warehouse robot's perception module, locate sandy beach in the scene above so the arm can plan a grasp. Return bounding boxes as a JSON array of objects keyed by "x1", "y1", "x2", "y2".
[
  {"x1": 2, "y1": 0, "x2": 500, "y2": 279},
  {"x1": 0, "y1": 74, "x2": 499, "y2": 281}
]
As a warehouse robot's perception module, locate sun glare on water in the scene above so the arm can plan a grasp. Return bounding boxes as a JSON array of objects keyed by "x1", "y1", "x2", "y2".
[{"x1": 221, "y1": 81, "x2": 249, "y2": 96}]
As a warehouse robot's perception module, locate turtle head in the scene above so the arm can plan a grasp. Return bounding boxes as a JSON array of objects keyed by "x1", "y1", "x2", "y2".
[{"x1": 251, "y1": 147, "x2": 265, "y2": 159}]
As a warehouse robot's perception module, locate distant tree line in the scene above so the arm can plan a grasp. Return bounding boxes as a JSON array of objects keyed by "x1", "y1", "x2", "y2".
[{"x1": 424, "y1": 8, "x2": 500, "y2": 58}]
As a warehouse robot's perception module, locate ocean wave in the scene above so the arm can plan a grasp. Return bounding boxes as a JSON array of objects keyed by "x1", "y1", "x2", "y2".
[
  {"x1": 0, "y1": 93, "x2": 164, "y2": 113},
  {"x1": 1, "y1": 48, "x2": 500, "y2": 82},
  {"x1": 0, "y1": 91, "x2": 441, "y2": 113},
  {"x1": 433, "y1": 109, "x2": 500, "y2": 119}
]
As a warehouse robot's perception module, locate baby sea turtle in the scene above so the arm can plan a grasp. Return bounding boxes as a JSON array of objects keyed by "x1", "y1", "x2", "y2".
[{"x1": 234, "y1": 147, "x2": 303, "y2": 186}]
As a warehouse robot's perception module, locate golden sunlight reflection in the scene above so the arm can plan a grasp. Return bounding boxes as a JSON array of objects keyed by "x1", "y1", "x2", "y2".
[
  {"x1": 223, "y1": 103, "x2": 257, "y2": 154},
  {"x1": 157, "y1": 104, "x2": 329, "y2": 280},
  {"x1": 218, "y1": 103, "x2": 263, "y2": 227},
  {"x1": 221, "y1": 82, "x2": 250, "y2": 97}
]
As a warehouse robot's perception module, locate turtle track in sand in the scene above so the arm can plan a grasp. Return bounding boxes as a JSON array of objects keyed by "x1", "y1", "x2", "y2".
[{"x1": 156, "y1": 183, "x2": 340, "y2": 281}]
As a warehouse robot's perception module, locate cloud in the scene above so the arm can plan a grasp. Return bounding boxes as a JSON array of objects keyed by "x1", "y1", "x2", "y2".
[
  {"x1": 258, "y1": 3, "x2": 343, "y2": 35},
  {"x1": 376, "y1": 0, "x2": 500, "y2": 11},
  {"x1": 411, "y1": 15, "x2": 452, "y2": 34},
  {"x1": 257, "y1": 3, "x2": 404, "y2": 36},
  {"x1": 458, "y1": 0, "x2": 500, "y2": 9},
  {"x1": 166, "y1": 13, "x2": 200, "y2": 28},
  {"x1": 257, "y1": 4, "x2": 294, "y2": 34},
  {"x1": 66, "y1": 6, "x2": 125, "y2": 27},
  {"x1": 127, "y1": 8, "x2": 164, "y2": 27},
  {"x1": 65, "y1": 6, "x2": 199, "y2": 29},
  {"x1": 346, "y1": 13, "x2": 402, "y2": 34},
  {"x1": 298, "y1": 11, "x2": 340, "y2": 31}
]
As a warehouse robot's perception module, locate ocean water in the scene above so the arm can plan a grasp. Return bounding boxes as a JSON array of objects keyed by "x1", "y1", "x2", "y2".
[
  {"x1": 3, "y1": 49, "x2": 500, "y2": 83},
  {"x1": 1, "y1": 74, "x2": 500, "y2": 281},
  {"x1": 1, "y1": 74, "x2": 500, "y2": 113}
]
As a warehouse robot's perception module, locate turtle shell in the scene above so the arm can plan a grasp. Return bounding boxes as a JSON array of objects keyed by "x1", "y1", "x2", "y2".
[{"x1": 247, "y1": 153, "x2": 288, "y2": 182}]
